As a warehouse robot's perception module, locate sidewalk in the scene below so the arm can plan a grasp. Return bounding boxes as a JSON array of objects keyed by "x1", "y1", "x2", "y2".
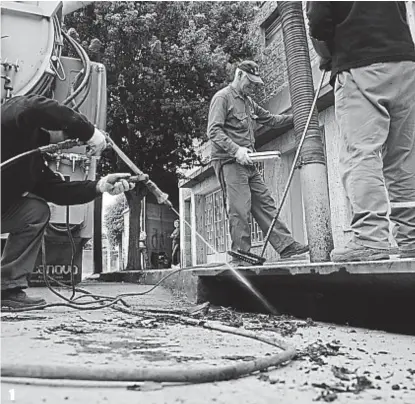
[{"x1": 1, "y1": 282, "x2": 415, "y2": 404}]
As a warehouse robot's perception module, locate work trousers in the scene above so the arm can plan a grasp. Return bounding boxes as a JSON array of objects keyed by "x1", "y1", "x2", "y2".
[
  {"x1": 1, "y1": 194, "x2": 50, "y2": 291},
  {"x1": 213, "y1": 160, "x2": 294, "y2": 254},
  {"x1": 335, "y1": 61, "x2": 415, "y2": 251}
]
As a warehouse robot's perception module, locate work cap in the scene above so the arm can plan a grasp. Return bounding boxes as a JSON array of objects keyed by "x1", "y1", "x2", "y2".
[{"x1": 238, "y1": 60, "x2": 264, "y2": 85}]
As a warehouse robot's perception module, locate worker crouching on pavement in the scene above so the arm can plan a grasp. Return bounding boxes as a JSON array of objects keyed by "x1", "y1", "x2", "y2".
[
  {"x1": 208, "y1": 61, "x2": 309, "y2": 267},
  {"x1": 1, "y1": 95, "x2": 135, "y2": 308}
]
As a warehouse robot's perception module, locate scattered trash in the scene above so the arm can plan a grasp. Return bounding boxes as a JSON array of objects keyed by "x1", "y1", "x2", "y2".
[
  {"x1": 187, "y1": 302, "x2": 210, "y2": 316},
  {"x1": 312, "y1": 373, "x2": 375, "y2": 401},
  {"x1": 352, "y1": 375, "x2": 374, "y2": 393},
  {"x1": 1, "y1": 314, "x2": 48, "y2": 322},
  {"x1": 44, "y1": 324, "x2": 98, "y2": 334},
  {"x1": 298, "y1": 341, "x2": 343, "y2": 366},
  {"x1": 331, "y1": 365, "x2": 355, "y2": 381},
  {"x1": 314, "y1": 389, "x2": 338, "y2": 402}
]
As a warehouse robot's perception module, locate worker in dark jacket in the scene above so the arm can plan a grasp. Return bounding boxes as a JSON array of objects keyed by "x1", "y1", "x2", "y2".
[
  {"x1": 1, "y1": 95, "x2": 135, "y2": 308},
  {"x1": 307, "y1": 2, "x2": 415, "y2": 262}
]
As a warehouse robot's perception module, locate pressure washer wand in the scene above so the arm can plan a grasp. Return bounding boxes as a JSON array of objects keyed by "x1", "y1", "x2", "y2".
[{"x1": 104, "y1": 133, "x2": 173, "y2": 208}]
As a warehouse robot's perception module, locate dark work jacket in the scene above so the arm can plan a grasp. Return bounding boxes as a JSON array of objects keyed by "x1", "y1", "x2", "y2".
[
  {"x1": 1, "y1": 95, "x2": 98, "y2": 215},
  {"x1": 307, "y1": 2, "x2": 415, "y2": 80}
]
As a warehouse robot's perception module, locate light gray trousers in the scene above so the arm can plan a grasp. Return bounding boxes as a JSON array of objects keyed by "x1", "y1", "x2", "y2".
[
  {"x1": 1, "y1": 194, "x2": 50, "y2": 290},
  {"x1": 335, "y1": 61, "x2": 415, "y2": 251},
  {"x1": 213, "y1": 160, "x2": 294, "y2": 254}
]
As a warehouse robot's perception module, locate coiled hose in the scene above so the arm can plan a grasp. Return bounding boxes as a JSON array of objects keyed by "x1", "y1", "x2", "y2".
[
  {"x1": 1, "y1": 141, "x2": 297, "y2": 385},
  {"x1": 1, "y1": 307, "x2": 296, "y2": 384}
]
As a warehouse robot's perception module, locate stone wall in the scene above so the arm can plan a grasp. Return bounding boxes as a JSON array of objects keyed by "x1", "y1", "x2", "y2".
[{"x1": 249, "y1": 1, "x2": 319, "y2": 106}]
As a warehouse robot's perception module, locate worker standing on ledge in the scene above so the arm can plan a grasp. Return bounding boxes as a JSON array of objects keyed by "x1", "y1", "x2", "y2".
[
  {"x1": 1, "y1": 95, "x2": 136, "y2": 309},
  {"x1": 208, "y1": 61, "x2": 309, "y2": 267},
  {"x1": 307, "y1": 2, "x2": 415, "y2": 262}
]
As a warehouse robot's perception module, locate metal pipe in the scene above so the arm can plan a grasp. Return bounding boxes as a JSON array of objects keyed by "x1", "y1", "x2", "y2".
[
  {"x1": 260, "y1": 72, "x2": 326, "y2": 258},
  {"x1": 279, "y1": 2, "x2": 334, "y2": 262}
]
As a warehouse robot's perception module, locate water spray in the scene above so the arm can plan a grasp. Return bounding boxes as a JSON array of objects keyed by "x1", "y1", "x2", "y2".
[{"x1": 104, "y1": 133, "x2": 277, "y2": 314}]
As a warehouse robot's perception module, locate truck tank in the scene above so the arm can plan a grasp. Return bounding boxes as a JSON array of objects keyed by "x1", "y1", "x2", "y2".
[{"x1": 1, "y1": 1, "x2": 107, "y2": 285}]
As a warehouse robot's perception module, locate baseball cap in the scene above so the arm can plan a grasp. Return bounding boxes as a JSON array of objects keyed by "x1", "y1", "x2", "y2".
[{"x1": 238, "y1": 60, "x2": 264, "y2": 85}]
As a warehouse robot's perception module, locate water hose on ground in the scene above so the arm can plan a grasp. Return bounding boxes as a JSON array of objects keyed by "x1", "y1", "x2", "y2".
[
  {"x1": 1, "y1": 310, "x2": 296, "y2": 384},
  {"x1": 1, "y1": 137, "x2": 297, "y2": 384}
]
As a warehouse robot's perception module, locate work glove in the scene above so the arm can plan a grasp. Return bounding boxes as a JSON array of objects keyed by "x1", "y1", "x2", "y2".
[
  {"x1": 96, "y1": 173, "x2": 135, "y2": 195},
  {"x1": 235, "y1": 147, "x2": 253, "y2": 166},
  {"x1": 86, "y1": 127, "x2": 107, "y2": 156}
]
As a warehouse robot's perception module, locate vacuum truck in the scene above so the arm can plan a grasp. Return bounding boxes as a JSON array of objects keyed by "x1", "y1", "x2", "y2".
[{"x1": 1, "y1": 1, "x2": 106, "y2": 284}]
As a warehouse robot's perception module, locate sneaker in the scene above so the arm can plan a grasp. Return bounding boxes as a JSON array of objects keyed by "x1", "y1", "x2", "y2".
[
  {"x1": 1, "y1": 288, "x2": 46, "y2": 309},
  {"x1": 280, "y1": 241, "x2": 309, "y2": 259},
  {"x1": 330, "y1": 242, "x2": 390, "y2": 262}
]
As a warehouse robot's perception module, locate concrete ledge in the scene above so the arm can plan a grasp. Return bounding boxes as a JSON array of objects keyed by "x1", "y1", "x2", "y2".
[
  {"x1": 88, "y1": 258, "x2": 415, "y2": 306},
  {"x1": 191, "y1": 258, "x2": 415, "y2": 277},
  {"x1": 87, "y1": 268, "x2": 203, "y2": 304},
  {"x1": 141, "y1": 269, "x2": 203, "y2": 303}
]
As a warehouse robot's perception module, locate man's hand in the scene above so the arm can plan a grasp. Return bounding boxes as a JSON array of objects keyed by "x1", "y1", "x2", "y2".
[
  {"x1": 235, "y1": 147, "x2": 253, "y2": 166},
  {"x1": 86, "y1": 128, "x2": 107, "y2": 156},
  {"x1": 319, "y1": 56, "x2": 332, "y2": 72},
  {"x1": 96, "y1": 173, "x2": 135, "y2": 195}
]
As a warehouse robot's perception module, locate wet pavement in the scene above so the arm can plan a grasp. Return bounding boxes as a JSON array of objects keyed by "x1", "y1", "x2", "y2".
[{"x1": 1, "y1": 282, "x2": 415, "y2": 403}]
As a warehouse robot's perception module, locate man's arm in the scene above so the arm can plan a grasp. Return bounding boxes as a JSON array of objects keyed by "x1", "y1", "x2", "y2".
[
  {"x1": 18, "y1": 95, "x2": 95, "y2": 142},
  {"x1": 252, "y1": 101, "x2": 293, "y2": 129},
  {"x1": 306, "y1": 2, "x2": 334, "y2": 42},
  {"x1": 207, "y1": 95, "x2": 240, "y2": 156},
  {"x1": 33, "y1": 168, "x2": 134, "y2": 205},
  {"x1": 33, "y1": 166, "x2": 99, "y2": 206}
]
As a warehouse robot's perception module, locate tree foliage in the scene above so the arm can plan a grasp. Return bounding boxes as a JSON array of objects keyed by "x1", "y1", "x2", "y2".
[
  {"x1": 65, "y1": 1, "x2": 256, "y2": 183},
  {"x1": 104, "y1": 195, "x2": 125, "y2": 248},
  {"x1": 65, "y1": 1, "x2": 257, "y2": 268}
]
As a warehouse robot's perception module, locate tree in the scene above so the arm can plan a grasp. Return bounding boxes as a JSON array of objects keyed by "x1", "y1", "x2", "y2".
[{"x1": 65, "y1": 2, "x2": 256, "y2": 269}]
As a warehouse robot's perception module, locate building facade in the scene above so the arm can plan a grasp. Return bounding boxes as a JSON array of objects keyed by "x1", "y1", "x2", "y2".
[{"x1": 178, "y1": 1, "x2": 415, "y2": 267}]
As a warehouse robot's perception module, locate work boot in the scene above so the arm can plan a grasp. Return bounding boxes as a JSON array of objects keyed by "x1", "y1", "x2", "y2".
[
  {"x1": 1, "y1": 288, "x2": 46, "y2": 309},
  {"x1": 330, "y1": 241, "x2": 390, "y2": 262},
  {"x1": 280, "y1": 241, "x2": 309, "y2": 259}
]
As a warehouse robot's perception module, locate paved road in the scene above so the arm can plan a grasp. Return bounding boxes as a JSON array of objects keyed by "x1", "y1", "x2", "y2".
[{"x1": 1, "y1": 282, "x2": 414, "y2": 404}]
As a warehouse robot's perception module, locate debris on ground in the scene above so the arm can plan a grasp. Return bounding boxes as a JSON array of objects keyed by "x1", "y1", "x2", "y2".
[
  {"x1": 312, "y1": 374, "x2": 375, "y2": 401},
  {"x1": 331, "y1": 365, "x2": 355, "y2": 381},
  {"x1": 314, "y1": 389, "x2": 338, "y2": 402},
  {"x1": 194, "y1": 306, "x2": 316, "y2": 337},
  {"x1": 297, "y1": 340, "x2": 343, "y2": 366},
  {"x1": 1, "y1": 314, "x2": 49, "y2": 322}
]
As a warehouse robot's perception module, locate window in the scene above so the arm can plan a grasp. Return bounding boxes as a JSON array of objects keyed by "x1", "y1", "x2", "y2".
[
  {"x1": 204, "y1": 190, "x2": 228, "y2": 255},
  {"x1": 261, "y1": 7, "x2": 281, "y2": 47}
]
